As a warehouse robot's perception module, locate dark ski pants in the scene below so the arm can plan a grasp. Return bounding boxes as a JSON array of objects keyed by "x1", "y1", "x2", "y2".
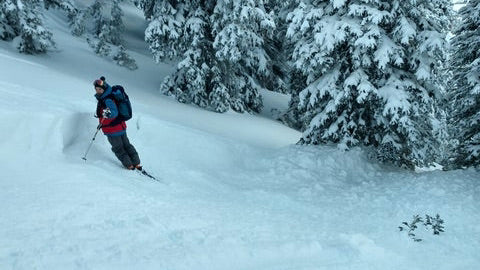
[{"x1": 107, "y1": 134, "x2": 140, "y2": 168}]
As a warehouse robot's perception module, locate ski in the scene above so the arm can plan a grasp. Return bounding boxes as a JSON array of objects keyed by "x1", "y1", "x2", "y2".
[{"x1": 136, "y1": 168, "x2": 159, "y2": 181}]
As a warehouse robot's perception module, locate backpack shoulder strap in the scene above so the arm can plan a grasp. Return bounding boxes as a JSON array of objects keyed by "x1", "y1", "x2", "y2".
[
  {"x1": 112, "y1": 85, "x2": 124, "y2": 92},
  {"x1": 103, "y1": 94, "x2": 116, "y2": 104}
]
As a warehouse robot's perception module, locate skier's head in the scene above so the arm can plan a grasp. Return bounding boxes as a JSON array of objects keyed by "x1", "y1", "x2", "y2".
[{"x1": 93, "y1": 76, "x2": 107, "y2": 93}]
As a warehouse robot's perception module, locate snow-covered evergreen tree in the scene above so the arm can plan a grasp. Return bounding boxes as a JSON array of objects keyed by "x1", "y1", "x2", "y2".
[
  {"x1": 66, "y1": 0, "x2": 102, "y2": 36},
  {"x1": 209, "y1": 65, "x2": 231, "y2": 112},
  {"x1": 88, "y1": 0, "x2": 105, "y2": 36},
  {"x1": 284, "y1": 0, "x2": 452, "y2": 168},
  {"x1": 139, "y1": 0, "x2": 282, "y2": 113},
  {"x1": 43, "y1": 0, "x2": 76, "y2": 19},
  {"x1": 160, "y1": 2, "x2": 216, "y2": 109},
  {"x1": 70, "y1": 9, "x2": 86, "y2": 36},
  {"x1": 85, "y1": 0, "x2": 124, "y2": 45},
  {"x1": 84, "y1": 1, "x2": 109, "y2": 57},
  {"x1": 108, "y1": 0, "x2": 124, "y2": 46},
  {"x1": 74, "y1": 0, "x2": 136, "y2": 70},
  {"x1": 141, "y1": 1, "x2": 216, "y2": 109},
  {"x1": 17, "y1": 0, "x2": 55, "y2": 54},
  {"x1": 263, "y1": 0, "x2": 293, "y2": 95},
  {"x1": 1, "y1": 0, "x2": 55, "y2": 54},
  {"x1": 449, "y1": 0, "x2": 480, "y2": 168},
  {"x1": 140, "y1": 0, "x2": 187, "y2": 62},
  {"x1": 210, "y1": 0, "x2": 276, "y2": 113},
  {"x1": 0, "y1": 0, "x2": 19, "y2": 40},
  {"x1": 43, "y1": 0, "x2": 78, "y2": 38},
  {"x1": 278, "y1": 0, "x2": 307, "y2": 125},
  {"x1": 114, "y1": 45, "x2": 138, "y2": 70},
  {"x1": 88, "y1": 25, "x2": 112, "y2": 57}
]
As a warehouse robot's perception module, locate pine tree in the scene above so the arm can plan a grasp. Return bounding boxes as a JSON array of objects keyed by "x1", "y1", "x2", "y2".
[
  {"x1": 449, "y1": 0, "x2": 480, "y2": 168},
  {"x1": 43, "y1": 0, "x2": 76, "y2": 18},
  {"x1": 17, "y1": 0, "x2": 55, "y2": 54},
  {"x1": 75, "y1": 0, "x2": 136, "y2": 69},
  {"x1": 284, "y1": 0, "x2": 452, "y2": 168},
  {"x1": 141, "y1": 0, "x2": 188, "y2": 62},
  {"x1": 114, "y1": 45, "x2": 138, "y2": 70},
  {"x1": 44, "y1": 0, "x2": 78, "y2": 37},
  {"x1": 0, "y1": 0, "x2": 20, "y2": 40},
  {"x1": 88, "y1": 0, "x2": 105, "y2": 36},
  {"x1": 70, "y1": 9, "x2": 86, "y2": 36},
  {"x1": 278, "y1": 0, "x2": 307, "y2": 125},
  {"x1": 210, "y1": 0, "x2": 276, "y2": 113},
  {"x1": 139, "y1": 0, "x2": 282, "y2": 113},
  {"x1": 209, "y1": 65, "x2": 231, "y2": 112},
  {"x1": 67, "y1": 0, "x2": 101, "y2": 36},
  {"x1": 1, "y1": 0, "x2": 55, "y2": 54},
  {"x1": 159, "y1": 1, "x2": 216, "y2": 110},
  {"x1": 88, "y1": 24, "x2": 112, "y2": 57},
  {"x1": 109, "y1": 0, "x2": 124, "y2": 46},
  {"x1": 264, "y1": 0, "x2": 293, "y2": 95},
  {"x1": 380, "y1": 0, "x2": 453, "y2": 167},
  {"x1": 84, "y1": 1, "x2": 109, "y2": 57}
]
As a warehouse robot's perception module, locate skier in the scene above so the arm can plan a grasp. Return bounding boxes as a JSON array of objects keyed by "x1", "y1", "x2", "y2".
[{"x1": 94, "y1": 77, "x2": 142, "y2": 171}]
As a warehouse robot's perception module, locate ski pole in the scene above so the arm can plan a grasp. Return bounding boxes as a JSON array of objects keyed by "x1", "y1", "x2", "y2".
[{"x1": 82, "y1": 118, "x2": 105, "y2": 161}]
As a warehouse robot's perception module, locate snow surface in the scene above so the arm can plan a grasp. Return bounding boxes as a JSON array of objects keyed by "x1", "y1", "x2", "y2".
[{"x1": 0, "y1": 4, "x2": 479, "y2": 270}]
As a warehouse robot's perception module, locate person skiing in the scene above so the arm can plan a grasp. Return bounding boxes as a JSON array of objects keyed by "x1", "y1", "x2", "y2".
[{"x1": 94, "y1": 76, "x2": 142, "y2": 171}]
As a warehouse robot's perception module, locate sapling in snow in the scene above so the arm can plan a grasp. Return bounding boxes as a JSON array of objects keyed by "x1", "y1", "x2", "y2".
[{"x1": 399, "y1": 214, "x2": 445, "y2": 242}]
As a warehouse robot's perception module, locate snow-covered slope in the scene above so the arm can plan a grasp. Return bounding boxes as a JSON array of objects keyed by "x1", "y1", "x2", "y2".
[{"x1": 0, "y1": 5, "x2": 479, "y2": 270}]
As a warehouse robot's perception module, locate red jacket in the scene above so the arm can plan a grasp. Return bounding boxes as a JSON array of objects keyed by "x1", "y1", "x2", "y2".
[{"x1": 99, "y1": 116, "x2": 126, "y2": 136}]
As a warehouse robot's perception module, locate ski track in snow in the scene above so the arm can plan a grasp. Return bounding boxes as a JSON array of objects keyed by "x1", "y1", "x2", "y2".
[{"x1": 0, "y1": 3, "x2": 479, "y2": 270}]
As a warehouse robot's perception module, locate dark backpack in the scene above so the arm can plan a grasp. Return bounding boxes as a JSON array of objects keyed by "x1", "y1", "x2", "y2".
[{"x1": 110, "y1": 85, "x2": 132, "y2": 121}]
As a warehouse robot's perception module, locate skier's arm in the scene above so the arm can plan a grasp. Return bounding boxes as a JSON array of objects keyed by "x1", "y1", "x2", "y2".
[
  {"x1": 104, "y1": 99, "x2": 118, "y2": 119},
  {"x1": 100, "y1": 99, "x2": 122, "y2": 128}
]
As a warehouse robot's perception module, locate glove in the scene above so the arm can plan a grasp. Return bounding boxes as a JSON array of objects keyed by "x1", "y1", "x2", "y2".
[
  {"x1": 97, "y1": 123, "x2": 103, "y2": 130},
  {"x1": 102, "y1": 108, "x2": 111, "y2": 118}
]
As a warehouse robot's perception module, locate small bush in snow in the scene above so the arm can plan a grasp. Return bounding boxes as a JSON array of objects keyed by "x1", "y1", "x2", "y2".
[{"x1": 399, "y1": 214, "x2": 445, "y2": 242}]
